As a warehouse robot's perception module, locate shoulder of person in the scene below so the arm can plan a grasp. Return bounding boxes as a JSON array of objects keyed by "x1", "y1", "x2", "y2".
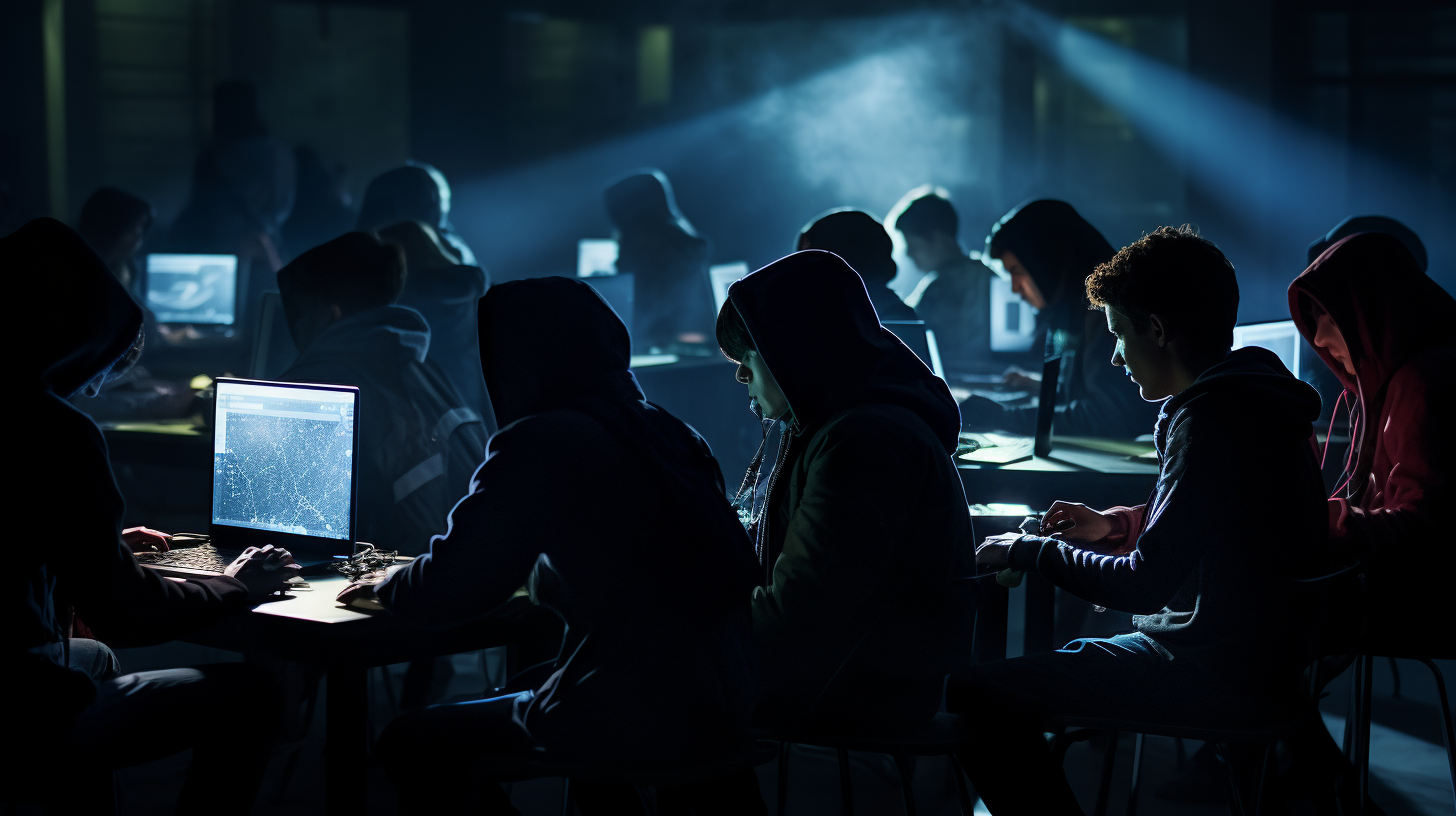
[
  {"x1": 487, "y1": 409, "x2": 612, "y2": 457},
  {"x1": 1386, "y1": 345, "x2": 1456, "y2": 404},
  {"x1": 810, "y1": 404, "x2": 935, "y2": 454}
]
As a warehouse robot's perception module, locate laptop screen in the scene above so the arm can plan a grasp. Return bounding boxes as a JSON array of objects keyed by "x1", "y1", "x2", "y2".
[
  {"x1": 212, "y1": 379, "x2": 358, "y2": 543},
  {"x1": 145, "y1": 253, "x2": 238, "y2": 325},
  {"x1": 1232, "y1": 319, "x2": 1301, "y2": 378}
]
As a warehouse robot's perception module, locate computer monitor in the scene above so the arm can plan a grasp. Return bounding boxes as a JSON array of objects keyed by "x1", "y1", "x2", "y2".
[
  {"x1": 989, "y1": 274, "x2": 1038, "y2": 352},
  {"x1": 211, "y1": 378, "x2": 359, "y2": 551},
  {"x1": 577, "y1": 239, "x2": 619, "y2": 278},
  {"x1": 1232, "y1": 319, "x2": 1301, "y2": 378},
  {"x1": 248, "y1": 292, "x2": 299, "y2": 380},
  {"x1": 584, "y1": 273, "x2": 635, "y2": 333},
  {"x1": 882, "y1": 320, "x2": 945, "y2": 378},
  {"x1": 710, "y1": 261, "x2": 749, "y2": 314},
  {"x1": 145, "y1": 253, "x2": 239, "y2": 325},
  {"x1": 1033, "y1": 355, "x2": 1062, "y2": 458}
]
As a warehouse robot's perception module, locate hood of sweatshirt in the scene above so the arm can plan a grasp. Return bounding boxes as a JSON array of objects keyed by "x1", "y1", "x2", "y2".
[
  {"x1": 6, "y1": 218, "x2": 143, "y2": 398},
  {"x1": 726, "y1": 250, "x2": 960, "y2": 452},
  {"x1": 293, "y1": 304, "x2": 431, "y2": 373},
  {"x1": 985, "y1": 199, "x2": 1114, "y2": 332},
  {"x1": 1289, "y1": 232, "x2": 1455, "y2": 402},
  {"x1": 1157, "y1": 346, "x2": 1323, "y2": 452}
]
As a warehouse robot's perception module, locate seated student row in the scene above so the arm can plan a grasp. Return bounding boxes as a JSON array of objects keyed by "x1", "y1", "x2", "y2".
[{"x1": 5, "y1": 208, "x2": 1449, "y2": 816}]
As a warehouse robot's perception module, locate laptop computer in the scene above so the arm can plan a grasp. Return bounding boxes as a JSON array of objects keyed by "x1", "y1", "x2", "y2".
[
  {"x1": 882, "y1": 319, "x2": 946, "y2": 379},
  {"x1": 583, "y1": 273, "x2": 635, "y2": 333},
  {"x1": 144, "y1": 253, "x2": 239, "y2": 325},
  {"x1": 957, "y1": 355, "x2": 1060, "y2": 466},
  {"x1": 137, "y1": 377, "x2": 360, "y2": 578}
]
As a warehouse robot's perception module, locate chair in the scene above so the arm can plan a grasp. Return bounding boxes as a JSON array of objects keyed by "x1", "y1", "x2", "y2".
[
  {"x1": 1048, "y1": 711, "x2": 1313, "y2": 816},
  {"x1": 1344, "y1": 651, "x2": 1456, "y2": 813},
  {"x1": 754, "y1": 713, "x2": 976, "y2": 816}
]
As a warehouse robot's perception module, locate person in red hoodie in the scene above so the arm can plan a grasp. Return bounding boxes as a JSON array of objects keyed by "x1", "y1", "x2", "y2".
[{"x1": 1290, "y1": 231, "x2": 1455, "y2": 651}]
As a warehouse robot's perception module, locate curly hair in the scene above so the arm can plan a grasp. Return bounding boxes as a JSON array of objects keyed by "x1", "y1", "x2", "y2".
[{"x1": 1086, "y1": 225, "x2": 1239, "y2": 351}]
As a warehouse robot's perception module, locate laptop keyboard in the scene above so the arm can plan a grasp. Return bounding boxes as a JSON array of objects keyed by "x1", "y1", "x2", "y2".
[{"x1": 136, "y1": 545, "x2": 242, "y2": 575}]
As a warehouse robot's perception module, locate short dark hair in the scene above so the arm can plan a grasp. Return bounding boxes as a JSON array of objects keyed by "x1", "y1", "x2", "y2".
[
  {"x1": 893, "y1": 194, "x2": 957, "y2": 240},
  {"x1": 278, "y1": 231, "x2": 406, "y2": 316},
  {"x1": 1086, "y1": 225, "x2": 1239, "y2": 352},
  {"x1": 715, "y1": 299, "x2": 755, "y2": 363}
]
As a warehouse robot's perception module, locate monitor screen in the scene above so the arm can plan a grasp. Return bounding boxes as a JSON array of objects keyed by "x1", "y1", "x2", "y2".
[
  {"x1": 212, "y1": 380, "x2": 357, "y2": 541},
  {"x1": 584, "y1": 273, "x2": 635, "y2": 333},
  {"x1": 1232, "y1": 319, "x2": 1300, "y2": 378},
  {"x1": 709, "y1": 261, "x2": 749, "y2": 313},
  {"x1": 989, "y1": 274, "x2": 1038, "y2": 352},
  {"x1": 882, "y1": 320, "x2": 945, "y2": 378},
  {"x1": 577, "y1": 239, "x2": 618, "y2": 277},
  {"x1": 145, "y1": 253, "x2": 238, "y2": 324}
]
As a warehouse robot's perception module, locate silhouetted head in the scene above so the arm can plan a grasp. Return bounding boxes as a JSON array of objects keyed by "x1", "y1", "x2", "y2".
[
  {"x1": 213, "y1": 80, "x2": 268, "y2": 145},
  {"x1": 76, "y1": 187, "x2": 154, "y2": 281},
  {"x1": 893, "y1": 194, "x2": 961, "y2": 273},
  {"x1": 987, "y1": 199, "x2": 1114, "y2": 324},
  {"x1": 277, "y1": 232, "x2": 406, "y2": 352},
  {"x1": 374, "y1": 220, "x2": 458, "y2": 274},
  {"x1": 7, "y1": 218, "x2": 144, "y2": 397},
  {"x1": 796, "y1": 209, "x2": 897, "y2": 287},
  {"x1": 357, "y1": 164, "x2": 453, "y2": 237},
  {"x1": 604, "y1": 169, "x2": 694, "y2": 235},
  {"x1": 1086, "y1": 225, "x2": 1239, "y2": 401},
  {"x1": 1306, "y1": 215, "x2": 1427, "y2": 273}
]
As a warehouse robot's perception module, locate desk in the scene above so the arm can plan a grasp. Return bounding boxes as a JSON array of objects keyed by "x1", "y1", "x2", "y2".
[
  {"x1": 958, "y1": 436, "x2": 1159, "y2": 511},
  {"x1": 183, "y1": 576, "x2": 549, "y2": 816}
]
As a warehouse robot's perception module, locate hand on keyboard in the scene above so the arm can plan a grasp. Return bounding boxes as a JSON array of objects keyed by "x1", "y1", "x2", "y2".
[
  {"x1": 123, "y1": 526, "x2": 172, "y2": 553},
  {"x1": 224, "y1": 545, "x2": 300, "y2": 601}
]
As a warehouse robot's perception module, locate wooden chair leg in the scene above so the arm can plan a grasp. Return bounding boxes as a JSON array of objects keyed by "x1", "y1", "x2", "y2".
[
  {"x1": 1094, "y1": 731, "x2": 1120, "y2": 816},
  {"x1": 893, "y1": 754, "x2": 917, "y2": 816},
  {"x1": 776, "y1": 742, "x2": 790, "y2": 816},
  {"x1": 1127, "y1": 732, "x2": 1145, "y2": 816},
  {"x1": 837, "y1": 748, "x2": 854, "y2": 816}
]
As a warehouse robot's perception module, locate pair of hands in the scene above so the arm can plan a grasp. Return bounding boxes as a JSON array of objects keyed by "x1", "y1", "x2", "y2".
[
  {"x1": 123, "y1": 528, "x2": 298, "y2": 601},
  {"x1": 974, "y1": 501, "x2": 1116, "y2": 571},
  {"x1": 335, "y1": 565, "x2": 406, "y2": 610}
]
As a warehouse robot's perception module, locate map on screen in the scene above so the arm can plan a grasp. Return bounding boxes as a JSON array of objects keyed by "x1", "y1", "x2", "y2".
[{"x1": 212, "y1": 382, "x2": 355, "y2": 540}]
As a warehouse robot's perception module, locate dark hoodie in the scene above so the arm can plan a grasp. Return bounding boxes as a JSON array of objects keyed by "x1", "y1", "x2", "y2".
[
  {"x1": 985, "y1": 200, "x2": 1158, "y2": 438},
  {"x1": 5, "y1": 219, "x2": 249, "y2": 724},
  {"x1": 729, "y1": 250, "x2": 975, "y2": 729},
  {"x1": 1007, "y1": 347, "x2": 1329, "y2": 670},
  {"x1": 605, "y1": 170, "x2": 714, "y2": 348},
  {"x1": 280, "y1": 305, "x2": 489, "y2": 555},
  {"x1": 374, "y1": 277, "x2": 758, "y2": 763},
  {"x1": 1289, "y1": 233, "x2": 1456, "y2": 652}
]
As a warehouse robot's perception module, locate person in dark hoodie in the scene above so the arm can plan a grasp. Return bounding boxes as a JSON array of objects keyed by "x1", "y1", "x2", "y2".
[
  {"x1": 356, "y1": 162, "x2": 477, "y2": 267},
  {"x1": 277, "y1": 232, "x2": 489, "y2": 556},
  {"x1": 1307, "y1": 215, "x2": 1428, "y2": 274},
  {"x1": 718, "y1": 250, "x2": 975, "y2": 731},
  {"x1": 796, "y1": 208, "x2": 918, "y2": 321},
  {"x1": 2, "y1": 218, "x2": 296, "y2": 814},
  {"x1": 892, "y1": 192, "x2": 998, "y2": 375},
  {"x1": 375, "y1": 219, "x2": 494, "y2": 418},
  {"x1": 955, "y1": 226, "x2": 1330, "y2": 815},
  {"x1": 965, "y1": 199, "x2": 1158, "y2": 437},
  {"x1": 606, "y1": 169, "x2": 715, "y2": 351},
  {"x1": 336, "y1": 277, "x2": 760, "y2": 815}
]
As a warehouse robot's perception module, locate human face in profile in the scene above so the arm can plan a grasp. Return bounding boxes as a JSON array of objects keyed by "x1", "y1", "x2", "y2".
[
  {"x1": 1107, "y1": 306, "x2": 1177, "y2": 402},
  {"x1": 1001, "y1": 251, "x2": 1047, "y2": 310},
  {"x1": 735, "y1": 349, "x2": 790, "y2": 421},
  {"x1": 1311, "y1": 311, "x2": 1356, "y2": 378}
]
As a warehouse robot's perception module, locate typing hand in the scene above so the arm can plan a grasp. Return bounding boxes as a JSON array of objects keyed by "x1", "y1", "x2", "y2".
[
  {"x1": 123, "y1": 526, "x2": 172, "y2": 554},
  {"x1": 1041, "y1": 501, "x2": 1114, "y2": 542},
  {"x1": 976, "y1": 533, "x2": 1020, "y2": 571},
  {"x1": 1002, "y1": 368, "x2": 1040, "y2": 390},
  {"x1": 336, "y1": 582, "x2": 383, "y2": 611},
  {"x1": 224, "y1": 545, "x2": 300, "y2": 601}
]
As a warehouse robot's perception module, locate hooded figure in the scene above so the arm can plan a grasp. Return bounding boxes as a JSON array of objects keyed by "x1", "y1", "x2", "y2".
[
  {"x1": 376, "y1": 220, "x2": 493, "y2": 418},
  {"x1": 981, "y1": 200, "x2": 1157, "y2": 437},
  {"x1": 4, "y1": 219, "x2": 283, "y2": 812},
  {"x1": 371, "y1": 277, "x2": 759, "y2": 811},
  {"x1": 1289, "y1": 232, "x2": 1456, "y2": 653},
  {"x1": 723, "y1": 250, "x2": 974, "y2": 729},
  {"x1": 796, "y1": 209, "x2": 918, "y2": 321},
  {"x1": 605, "y1": 169, "x2": 714, "y2": 349},
  {"x1": 1306, "y1": 215, "x2": 1428, "y2": 273},
  {"x1": 277, "y1": 234, "x2": 490, "y2": 556},
  {"x1": 357, "y1": 162, "x2": 477, "y2": 267}
]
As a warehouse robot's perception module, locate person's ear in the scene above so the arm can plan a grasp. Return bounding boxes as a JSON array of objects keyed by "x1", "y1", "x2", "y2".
[{"x1": 1148, "y1": 314, "x2": 1169, "y2": 348}]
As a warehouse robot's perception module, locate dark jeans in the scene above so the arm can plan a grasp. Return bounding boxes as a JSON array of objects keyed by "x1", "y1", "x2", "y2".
[
  {"x1": 380, "y1": 692, "x2": 767, "y2": 816},
  {"x1": 949, "y1": 633, "x2": 1289, "y2": 816},
  {"x1": 24, "y1": 639, "x2": 282, "y2": 816}
]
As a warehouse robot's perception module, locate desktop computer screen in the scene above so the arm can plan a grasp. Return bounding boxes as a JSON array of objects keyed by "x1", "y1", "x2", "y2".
[
  {"x1": 1232, "y1": 319, "x2": 1301, "y2": 379},
  {"x1": 710, "y1": 261, "x2": 749, "y2": 313},
  {"x1": 145, "y1": 253, "x2": 239, "y2": 324},
  {"x1": 212, "y1": 380, "x2": 357, "y2": 541},
  {"x1": 577, "y1": 239, "x2": 619, "y2": 278}
]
